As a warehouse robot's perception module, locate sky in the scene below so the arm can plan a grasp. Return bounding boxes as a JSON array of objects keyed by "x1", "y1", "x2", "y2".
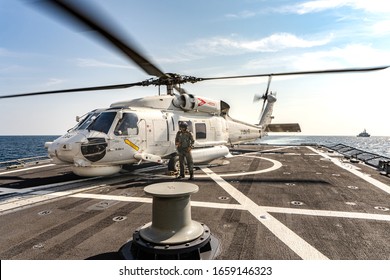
[{"x1": 1, "y1": 0, "x2": 390, "y2": 136}]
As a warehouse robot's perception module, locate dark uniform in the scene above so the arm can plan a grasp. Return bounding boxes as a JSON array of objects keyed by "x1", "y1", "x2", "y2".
[{"x1": 175, "y1": 123, "x2": 195, "y2": 179}]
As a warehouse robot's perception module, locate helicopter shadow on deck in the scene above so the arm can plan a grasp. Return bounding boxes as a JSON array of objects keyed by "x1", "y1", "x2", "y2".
[{"x1": 0, "y1": 173, "x2": 81, "y2": 190}]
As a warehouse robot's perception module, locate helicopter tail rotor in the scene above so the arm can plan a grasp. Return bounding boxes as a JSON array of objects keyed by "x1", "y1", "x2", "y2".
[
  {"x1": 252, "y1": 75, "x2": 279, "y2": 125},
  {"x1": 253, "y1": 75, "x2": 273, "y2": 119}
]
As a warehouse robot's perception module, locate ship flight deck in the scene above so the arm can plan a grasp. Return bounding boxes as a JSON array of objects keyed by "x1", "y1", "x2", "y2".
[{"x1": 1, "y1": 145, "x2": 390, "y2": 260}]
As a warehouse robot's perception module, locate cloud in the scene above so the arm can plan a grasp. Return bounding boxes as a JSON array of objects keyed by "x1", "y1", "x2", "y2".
[
  {"x1": 286, "y1": 0, "x2": 352, "y2": 14},
  {"x1": 76, "y1": 58, "x2": 134, "y2": 69},
  {"x1": 371, "y1": 20, "x2": 390, "y2": 35},
  {"x1": 0, "y1": 48, "x2": 21, "y2": 58},
  {"x1": 245, "y1": 44, "x2": 390, "y2": 71},
  {"x1": 44, "y1": 78, "x2": 65, "y2": 87},
  {"x1": 225, "y1": 10, "x2": 257, "y2": 19},
  {"x1": 0, "y1": 48, "x2": 10, "y2": 57},
  {"x1": 292, "y1": 44, "x2": 390, "y2": 68},
  {"x1": 241, "y1": 44, "x2": 390, "y2": 77},
  {"x1": 281, "y1": 0, "x2": 390, "y2": 15},
  {"x1": 156, "y1": 53, "x2": 203, "y2": 64},
  {"x1": 189, "y1": 33, "x2": 333, "y2": 55},
  {"x1": 0, "y1": 65, "x2": 24, "y2": 74}
]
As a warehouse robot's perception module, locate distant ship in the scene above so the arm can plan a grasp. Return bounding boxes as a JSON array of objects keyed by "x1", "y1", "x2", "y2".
[{"x1": 357, "y1": 129, "x2": 370, "y2": 137}]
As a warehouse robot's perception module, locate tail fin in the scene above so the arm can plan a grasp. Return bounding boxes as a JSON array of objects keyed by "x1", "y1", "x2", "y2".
[
  {"x1": 258, "y1": 93, "x2": 277, "y2": 127},
  {"x1": 258, "y1": 93, "x2": 301, "y2": 133},
  {"x1": 254, "y1": 76, "x2": 301, "y2": 133}
]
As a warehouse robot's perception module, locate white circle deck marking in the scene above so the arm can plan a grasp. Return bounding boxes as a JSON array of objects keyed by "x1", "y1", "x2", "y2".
[
  {"x1": 206, "y1": 156, "x2": 282, "y2": 177},
  {"x1": 133, "y1": 154, "x2": 282, "y2": 179}
]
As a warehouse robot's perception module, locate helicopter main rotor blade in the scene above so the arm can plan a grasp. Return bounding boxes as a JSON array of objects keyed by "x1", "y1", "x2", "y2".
[
  {"x1": 38, "y1": 0, "x2": 166, "y2": 77},
  {"x1": 0, "y1": 82, "x2": 143, "y2": 99},
  {"x1": 199, "y1": 66, "x2": 389, "y2": 81}
]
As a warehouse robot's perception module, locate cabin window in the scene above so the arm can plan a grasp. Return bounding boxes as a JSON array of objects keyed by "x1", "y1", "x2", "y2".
[
  {"x1": 114, "y1": 113, "x2": 139, "y2": 135},
  {"x1": 195, "y1": 123, "x2": 206, "y2": 139}
]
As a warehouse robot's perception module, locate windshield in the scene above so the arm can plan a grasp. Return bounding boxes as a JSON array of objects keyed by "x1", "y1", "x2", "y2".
[
  {"x1": 74, "y1": 111, "x2": 101, "y2": 131},
  {"x1": 87, "y1": 112, "x2": 116, "y2": 134}
]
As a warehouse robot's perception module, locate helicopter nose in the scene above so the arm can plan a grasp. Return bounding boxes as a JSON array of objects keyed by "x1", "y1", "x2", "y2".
[{"x1": 47, "y1": 132, "x2": 87, "y2": 164}]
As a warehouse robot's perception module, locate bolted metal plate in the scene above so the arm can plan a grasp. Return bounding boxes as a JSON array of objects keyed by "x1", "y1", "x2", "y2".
[
  {"x1": 113, "y1": 216, "x2": 127, "y2": 222},
  {"x1": 87, "y1": 200, "x2": 119, "y2": 211},
  {"x1": 345, "y1": 202, "x2": 357, "y2": 206},
  {"x1": 290, "y1": 201, "x2": 304, "y2": 206},
  {"x1": 122, "y1": 192, "x2": 136, "y2": 197},
  {"x1": 374, "y1": 206, "x2": 389, "y2": 212},
  {"x1": 38, "y1": 210, "x2": 52, "y2": 216},
  {"x1": 33, "y1": 243, "x2": 44, "y2": 249}
]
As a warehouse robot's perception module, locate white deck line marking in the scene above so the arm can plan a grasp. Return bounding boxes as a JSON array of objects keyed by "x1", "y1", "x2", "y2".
[
  {"x1": 70, "y1": 193, "x2": 152, "y2": 204},
  {"x1": 252, "y1": 146, "x2": 294, "y2": 153},
  {"x1": 0, "y1": 184, "x2": 102, "y2": 213},
  {"x1": 69, "y1": 193, "x2": 246, "y2": 210},
  {"x1": 212, "y1": 157, "x2": 282, "y2": 178},
  {"x1": 0, "y1": 164, "x2": 55, "y2": 175},
  {"x1": 263, "y1": 206, "x2": 390, "y2": 222},
  {"x1": 202, "y1": 167, "x2": 329, "y2": 260},
  {"x1": 39, "y1": 190, "x2": 390, "y2": 222},
  {"x1": 309, "y1": 147, "x2": 390, "y2": 195},
  {"x1": 133, "y1": 156, "x2": 282, "y2": 179},
  {"x1": 0, "y1": 177, "x2": 99, "y2": 198},
  {"x1": 234, "y1": 146, "x2": 294, "y2": 157},
  {"x1": 50, "y1": 191, "x2": 390, "y2": 222}
]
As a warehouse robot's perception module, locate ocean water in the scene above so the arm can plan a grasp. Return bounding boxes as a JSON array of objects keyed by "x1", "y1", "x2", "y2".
[
  {"x1": 256, "y1": 135, "x2": 390, "y2": 158},
  {"x1": 0, "y1": 135, "x2": 390, "y2": 162},
  {"x1": 0, "y1": 135, "x2": 59, "y2": 162}
]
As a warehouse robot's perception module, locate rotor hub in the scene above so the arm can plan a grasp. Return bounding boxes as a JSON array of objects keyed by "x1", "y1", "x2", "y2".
[{"x1": 141, "y1": 74, "x2": 203, "y2": 87}]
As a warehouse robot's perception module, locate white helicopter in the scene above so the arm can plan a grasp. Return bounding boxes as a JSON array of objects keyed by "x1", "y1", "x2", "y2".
[{"x1": 1, "y1": 0, "x2": 387, "y2": 177}]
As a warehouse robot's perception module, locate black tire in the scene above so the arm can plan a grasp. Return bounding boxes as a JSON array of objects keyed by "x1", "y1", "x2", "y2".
[{"x1": 168, "y1": 155, "x2": 180, "y2": 172}]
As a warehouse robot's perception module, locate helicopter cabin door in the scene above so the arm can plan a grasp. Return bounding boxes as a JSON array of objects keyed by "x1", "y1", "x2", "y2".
[
  {"x1": 145, "y1": 119, "x2": 169, "y2": 154},
  {"x1": 210, "y1": 117, "x2": 226, "y2": 142}
]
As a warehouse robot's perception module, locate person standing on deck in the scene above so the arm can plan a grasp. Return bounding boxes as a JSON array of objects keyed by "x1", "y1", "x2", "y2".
[{"x1": 175, "y1": 122, "x2": 194, "y2": 180}]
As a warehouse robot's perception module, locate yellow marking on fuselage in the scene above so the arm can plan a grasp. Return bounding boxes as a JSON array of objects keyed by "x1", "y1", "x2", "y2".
[{"x1": 124, "y1": 139, "x2": 139, "y2": 151}]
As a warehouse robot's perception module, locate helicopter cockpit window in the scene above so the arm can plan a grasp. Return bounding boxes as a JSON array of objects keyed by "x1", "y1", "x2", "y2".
[
  {"x1": 195, "y1": 123, "x2": 206, "y2": 139},
  {"x1": 86, "y1": 112, "x2": 116, "y2": 134},
  {"x1": 114, "y1": 113, "x2": 139, "y2": 135},
  {"x1": 76, "y1": 112, "x2": 100, "y2": 130}
]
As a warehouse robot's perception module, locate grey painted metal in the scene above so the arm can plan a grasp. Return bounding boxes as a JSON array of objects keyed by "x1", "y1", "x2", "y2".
[{"x1": 140, "y1": 182, "x2": 204, "y2": 244}]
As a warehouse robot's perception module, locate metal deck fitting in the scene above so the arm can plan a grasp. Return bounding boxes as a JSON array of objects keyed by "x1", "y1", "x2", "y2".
[{"x1": 120, "y1": 182, "x2": 220, "y2": 260}]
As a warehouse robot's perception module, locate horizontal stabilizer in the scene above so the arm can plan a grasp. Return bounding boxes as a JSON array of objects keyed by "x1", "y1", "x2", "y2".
[{"x1": 265, "y1": 123, "x2": 301, "y2": 132}]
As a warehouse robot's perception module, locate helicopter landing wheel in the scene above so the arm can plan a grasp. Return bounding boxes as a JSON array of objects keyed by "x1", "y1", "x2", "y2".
[{"x1": 168, "y1": 155, "x2": 180, "y2": 173}]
